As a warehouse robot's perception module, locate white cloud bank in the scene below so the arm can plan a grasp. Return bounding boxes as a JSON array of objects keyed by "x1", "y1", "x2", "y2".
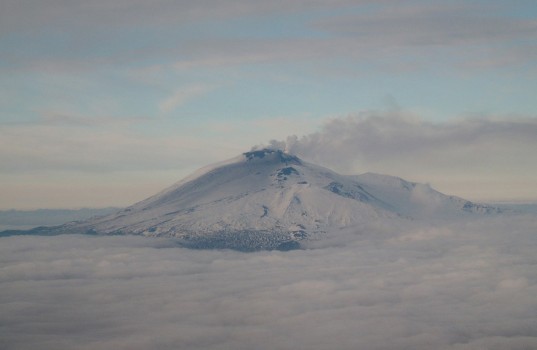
[{"x1": 1, "y1": 214, "x2": 536, "y2": 350}]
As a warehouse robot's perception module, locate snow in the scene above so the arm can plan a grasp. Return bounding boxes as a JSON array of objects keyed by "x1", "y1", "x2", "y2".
[{"x1": 27, "y1": 149, "x2": 502, "y2": 250}]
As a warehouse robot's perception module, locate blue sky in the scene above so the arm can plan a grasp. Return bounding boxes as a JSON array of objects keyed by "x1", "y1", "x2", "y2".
[{"x1": 1, "y1": 0, "x2": 537, "y2": 209}]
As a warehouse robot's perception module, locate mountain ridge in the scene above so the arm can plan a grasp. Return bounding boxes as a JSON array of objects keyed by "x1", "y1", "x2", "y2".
[{"x1": 1, "y1": 149, "x2": 501, "y2": 250}]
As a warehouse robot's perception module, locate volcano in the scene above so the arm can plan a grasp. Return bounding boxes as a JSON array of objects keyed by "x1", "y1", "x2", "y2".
[{"x1": 12, "y1": 149, "x2": 500, "y2": 250}]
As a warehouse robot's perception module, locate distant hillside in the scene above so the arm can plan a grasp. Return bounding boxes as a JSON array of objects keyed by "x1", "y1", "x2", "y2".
[
  {"x1": 0, "y1": 208, "x2": 120, "y2": 231},
  {"x1": 493, "y1": 203, "x2": 537, "y2": 214}
]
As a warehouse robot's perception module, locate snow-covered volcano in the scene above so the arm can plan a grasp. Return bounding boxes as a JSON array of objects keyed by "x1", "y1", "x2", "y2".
[{"x1": 36, "y1": 149, "x2": 499, "y2": 250}]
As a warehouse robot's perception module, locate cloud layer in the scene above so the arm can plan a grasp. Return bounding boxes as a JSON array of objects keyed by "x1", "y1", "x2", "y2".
[
  {"x1": 1, "y1": 214, "x2": 536, "y2": 349},
  {"x1": 3, "y1": 1, "x2": 536, "y2": 71}
]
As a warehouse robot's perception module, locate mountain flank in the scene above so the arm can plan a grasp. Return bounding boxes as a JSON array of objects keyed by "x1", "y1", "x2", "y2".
[{"x1": 2, "y1": 149, "x2": 501, "y2": 250}]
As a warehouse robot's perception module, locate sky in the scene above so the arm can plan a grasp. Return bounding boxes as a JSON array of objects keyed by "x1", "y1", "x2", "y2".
[
  {"x1": 1, "y1": 0, "x2": 537, "y2": 209},
  {"x1": 1, "y1": 214, "x2": 537, "y2": 349}
]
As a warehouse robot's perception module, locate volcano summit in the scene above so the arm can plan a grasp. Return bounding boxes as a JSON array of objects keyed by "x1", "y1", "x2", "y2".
[{"x1": 13, "y1": 149, "x2": 500, "y2": 250}]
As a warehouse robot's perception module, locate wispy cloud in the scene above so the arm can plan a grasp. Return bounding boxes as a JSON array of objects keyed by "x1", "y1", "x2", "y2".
[
  {"x1": 0, "y1": 0, "x2": 379, "y2": 32},
  {"x1": 37, "y1": 111, "x2": 150, "y2": 127},
  {"x1": 164, "y1": 3, "x2": 537, "y2": 72},
  {"x1": 316, "y1": 4, "x2": 537, "y2": 47},
  {"x1": 3, "y1": 1, "x2": 536, "y2": 73},
  {"x1": 158, "y1": 85, "x2": 215, "y2": 113}
]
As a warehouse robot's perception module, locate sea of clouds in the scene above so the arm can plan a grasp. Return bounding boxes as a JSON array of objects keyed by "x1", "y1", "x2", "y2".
[{"x1": 1, "y1": 214, "x2": 536, "y2": 350}]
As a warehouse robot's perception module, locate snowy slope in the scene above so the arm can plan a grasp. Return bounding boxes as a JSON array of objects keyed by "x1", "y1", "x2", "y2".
[
  {"x1": 353, "y1": 173, "x2": 501, "y2": 220},
  {"x1": 40, "y1": 149, "x2": 499, "y2": 250}
]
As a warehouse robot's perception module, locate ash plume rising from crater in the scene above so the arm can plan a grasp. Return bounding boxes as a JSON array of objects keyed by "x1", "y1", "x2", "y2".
[{"x1": 264, "y1": 112, "x2": 537, "y2": 202}]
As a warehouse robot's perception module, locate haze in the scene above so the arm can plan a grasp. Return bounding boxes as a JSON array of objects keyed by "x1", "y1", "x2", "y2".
[{"x1": 2, "y1": 0, "x2": 537, "y2": 209}]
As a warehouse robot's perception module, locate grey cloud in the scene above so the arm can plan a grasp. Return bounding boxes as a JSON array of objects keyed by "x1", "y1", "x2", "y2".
[
  {"x1": 1, "y1": 214, "x2": 537, "y2": 349},
  {"x1": 167, "y1": 3, "x2": 537, "y2": 71},
  {"x1": 0, "y1": 0, "x2": 377, "y2": 33},
  {"x1": 316, "y1": 5, "x2": 537, "y2": 47},
  {"x1": 3, "y1": 1, "x2": 536, "y2": 72}
]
